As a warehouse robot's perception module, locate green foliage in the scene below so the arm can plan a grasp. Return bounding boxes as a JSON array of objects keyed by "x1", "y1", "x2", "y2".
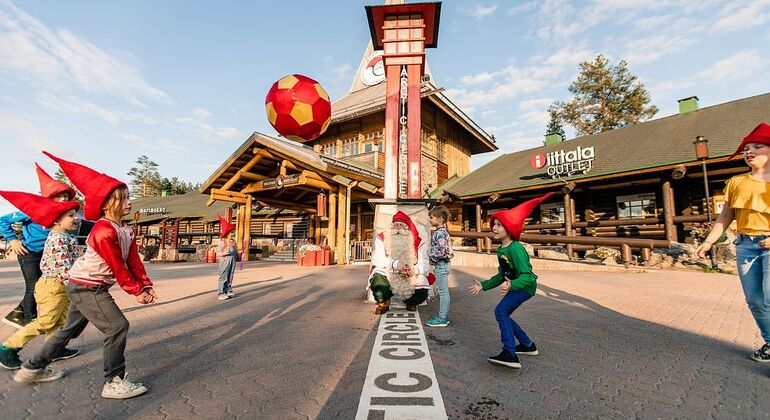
[
  {"x1": 553, "y1": 55, "x2": 659, "y2": 136},
  {"x1": 545, "y1": 104, "x2": 565, "y2": 140},
  {"x1": 127, "y1": 155, "x2": 162, "y2": 199},
  {"x1": 160, "y1": 177, "x2": 201, "y2": 196}
]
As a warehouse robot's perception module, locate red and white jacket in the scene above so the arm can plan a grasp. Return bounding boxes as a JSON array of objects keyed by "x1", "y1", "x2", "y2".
[
  {"x1": 68, "y1": 219, "x2": 153, "y2": 295},
  {"x1": 368, "y1": 232, "x2": 431, "y2": 289}
]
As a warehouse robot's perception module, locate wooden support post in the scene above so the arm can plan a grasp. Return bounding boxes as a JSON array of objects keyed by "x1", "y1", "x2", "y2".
[
  {"x1": 308, "y1": 214, "x2": 315, "y2": 243},
  {"x1": 640, "y1": 247, "x2": 651, "y2": 263},
  {"x1": 620, "y1": 243, "x2": 632, "y2": 269},
  {"x1": 235, "y1": 205, "x2": 245, "y2": 252},
  {"x1": 662, "y1": 181, "x2": 676, "y2": 242},
  {"x1": 243, "y1": 195, "x2": 252, "y2": 262},
  {"x1": 476, "y1": 203, "x2": 483, "y2": 252},
  {"x1": 564, "y1": 193, "x2": 573, "y2": 258},
  {"x1": 314, "y1": 214, "x2": 321, "y2": 245},
  {"x1": 328, "y1": 189, "x2": 337, "y2": 257},
  {"x1": 356, "y1": 204, "x2": 362, "y2": 241},
  {"x1": 336, "y1": 185, "x2": 347, "y2": 264}
]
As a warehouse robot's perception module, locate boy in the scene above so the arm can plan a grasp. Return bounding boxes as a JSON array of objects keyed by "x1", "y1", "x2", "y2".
[{"x1": 469, "y1": 193, "x2": 552, "y2": 369}]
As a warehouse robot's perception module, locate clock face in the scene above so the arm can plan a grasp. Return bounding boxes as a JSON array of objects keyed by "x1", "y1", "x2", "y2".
[{"x1": 360, "y1": 51, "x2": 385, "y2": 86}]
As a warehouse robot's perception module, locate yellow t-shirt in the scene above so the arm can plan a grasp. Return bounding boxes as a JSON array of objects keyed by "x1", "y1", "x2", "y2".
[{"x1": 724, "y1": 173, "x2": 770, "y2": 235}]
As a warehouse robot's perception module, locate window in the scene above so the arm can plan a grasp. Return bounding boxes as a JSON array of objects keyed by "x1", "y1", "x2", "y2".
[
  {"x1": 616, "y1": 193, "x2": 657, "y2": 219},
  {"x1": 540, "y1": 203, "x2": 564, "y2": 223},
  {"x1": 322, "y1": 143, "x2": 337, "y2": 157},
  {"x1": 421, "y1": 128, "x2": 434, "y2": 157},
  {"x1": 437, "y1": 136, "x2": 447, "y2": 162},
  {"x1": 364, "y1": 143, "x2": 372, "y2": 153},
  {"x1": 341, "y1": 136, "x2": 359, "y2": 157}
]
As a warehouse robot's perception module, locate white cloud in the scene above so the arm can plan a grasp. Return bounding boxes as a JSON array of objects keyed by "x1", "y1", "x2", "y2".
[
  {"x1": 624, "y1": 34, "x2": 697, "y2": 65},
  {"x1": 461, "y1": 5, "x2": 498, "y2": 19},
  {"x1": 175, "y1": 115, "x2": 243, "y2": 142},
  {"x1": 519, "y1": 98, "x2": 553, "y2": 111},
  {"x1": 0, "y1": 1, "x2": 170, "y2": 106},
  {"x1": 117, "y1": 133, "x2": 188, "y2": 154},
  {"x1": 36, "y1": 93, "x2": 159, "y2": 125},
  {"x1": 193, "y1": 108, "x2": 211, "y2": 119},
  {"x1": 713, "y1": 0, "x2": 770, "y2": 33}
]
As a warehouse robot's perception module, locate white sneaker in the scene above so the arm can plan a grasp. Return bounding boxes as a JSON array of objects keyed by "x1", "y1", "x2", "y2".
[
  {"x1": 101, "y1": 375, "x2": 148, "y2": 399},
  {"x1": 226, "y1": 291, "x2": 235, "y2": 298},
  {"x1": 14, "y1": 366, "x2": 65, "y2": 383},
  {"x1": 217, "y1": 294, "x2": 229, "y2": 300}
]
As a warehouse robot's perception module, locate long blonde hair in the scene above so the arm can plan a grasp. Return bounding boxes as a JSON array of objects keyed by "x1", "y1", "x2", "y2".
[{"x1": 102, "y1": 186, "x2": 129, "y2": 219}]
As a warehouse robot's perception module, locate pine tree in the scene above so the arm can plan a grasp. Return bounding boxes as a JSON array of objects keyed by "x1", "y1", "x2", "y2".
[
  {"x1": 554, "y1": 55, "x2": 658, "y2": 136},
  {"x1": 127, "y1": 155, "x2": 162, "y2": 198},
  {"x1": 545, "y1": 104, "x2": 565, "y2": 140}
]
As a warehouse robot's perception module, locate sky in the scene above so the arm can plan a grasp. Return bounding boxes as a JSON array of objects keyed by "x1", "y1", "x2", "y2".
[{"x1": 2, "y1": 0, "x2": 770, "y2": 215}]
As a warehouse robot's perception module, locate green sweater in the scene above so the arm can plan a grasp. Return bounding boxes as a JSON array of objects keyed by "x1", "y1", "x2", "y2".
[{"x1": 480, "y1": 241, "x2": 538, "y2": 296}]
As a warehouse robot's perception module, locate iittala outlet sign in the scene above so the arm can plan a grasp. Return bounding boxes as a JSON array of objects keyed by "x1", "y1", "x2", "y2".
[{"x1": 531, "y1": 145, "x2": 596, "y2": 178}]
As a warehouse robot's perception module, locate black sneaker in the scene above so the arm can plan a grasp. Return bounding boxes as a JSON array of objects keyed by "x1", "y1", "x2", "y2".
[
  {"x1": 750, "y1": 343, "x2": 770, "y2": 363},
  {"x1": 0, "y1": 347, "x2": 22, "y2": 370},
  {"x1": 487, "y1": 350, "x2": 521, "y2": 369},
  {"x1": 51, "y1": 348, "x2": 80, "y2": 362},
  {"x1": 2, "y1": 310, "x2": 25, "y2": 329},
  {"x1": 516, "y1": 342, "x2": 539, "y2": 356}
]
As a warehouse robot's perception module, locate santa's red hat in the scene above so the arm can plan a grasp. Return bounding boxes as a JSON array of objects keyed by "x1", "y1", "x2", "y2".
[
  {"x1": 392, "y1": 211, "x2": 421, "y2": 253},
  {"x1": 489, "y1": 192, "x2": 554, "y2": 240},
  {"x1": 35, "y1": 163, "x2": 76, "y2": 199},
  {"x1": 218, "y1": 213, "x2": 235, "y2": 238},
  {"x1": 728, "y1": 122, "x2": 770, "y2": 160},
  {"x1": 43, "y1": 151, "x2": 126, "y2": 221},
  {"x1": 0, "y1": 191, "x2": 80, "y2": 228}
]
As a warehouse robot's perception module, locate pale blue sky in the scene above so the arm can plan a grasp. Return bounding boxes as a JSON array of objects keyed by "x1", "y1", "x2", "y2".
[{"x1": 2, "y1": 0, "x2": 770, "y2": 215}]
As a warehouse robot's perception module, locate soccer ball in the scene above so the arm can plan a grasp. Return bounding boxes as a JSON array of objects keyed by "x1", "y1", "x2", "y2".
[{"x1": 265, "y1": 74, "x2": 331, "y2": 142}]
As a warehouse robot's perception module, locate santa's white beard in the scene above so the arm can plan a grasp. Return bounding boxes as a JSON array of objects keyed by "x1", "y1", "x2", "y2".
[{"x1": 383, "y1": 227, "x2": 416, "y2": 300}]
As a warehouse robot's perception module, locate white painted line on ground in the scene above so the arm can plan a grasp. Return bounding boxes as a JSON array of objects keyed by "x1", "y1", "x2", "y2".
[{"x1": 355, "y1": 309, "x2": 447, "y2": 420}]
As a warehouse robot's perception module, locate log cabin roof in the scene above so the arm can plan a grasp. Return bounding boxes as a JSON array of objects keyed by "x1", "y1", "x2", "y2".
[{"x1": 446, "y1": 92, "x2": 770, "y2": 199}]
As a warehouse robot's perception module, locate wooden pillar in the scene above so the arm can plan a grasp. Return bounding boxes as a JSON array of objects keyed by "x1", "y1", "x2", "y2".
[
  {"x1": 235, "y1": 204, "x2": 245, "y2": 251},
  {"x1": 356, "y1": 204, "x2": 362, "y2": 241},
  {"x1": 308, "y1": 214, "x2": 316, "y2": 243},
  {"x1": 620, "y1": 243, "x2": 632, "y2": 269},
  {"x1": 662, "y1": 181, "x2": 676, "y2": 242},
  {"x1": 564, "y1": 193, "x2": 574, "y2": 258},
  {"x1": 243, "y1": 195, "x2": 252, "y2": 262},
  {"x1": 475, "y1": 203, "x2": 483, "y2": 252},
  {"x1": 383, "y1": 65, "x2": 400, "y2": 199},
  {"x1": 336, "y1": 185, "x2": 347, "y2": 264},
  {"x1": 328, "y1": 191, "x2": 337, "y2": 252}
]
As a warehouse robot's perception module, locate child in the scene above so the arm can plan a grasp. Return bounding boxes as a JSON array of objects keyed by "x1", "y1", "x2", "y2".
[
  {"x1": 216, "y1": 213, "x2": 237, "y2": 300},
  {"x1": 0, "y1": 164, "x2": 75, "y2": 328},
  {"x1": 14, "y1": 151, "x2": 157, "y2": 400},
  {"x1": 0, "y1": 192, "x2": 81, "y2": 369},
  {"x1": 696, "y1": 122, "x2": 770, "y2": 363},
  {"x1": 469, "y1": 192, "x2": 552, "y2": 369},
  {"x1": 426, "y1": 205, "x2": 453, "y2": 327}
]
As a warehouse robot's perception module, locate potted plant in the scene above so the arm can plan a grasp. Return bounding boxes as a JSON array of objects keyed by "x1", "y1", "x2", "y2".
[{"x1": 298, "y1": 243, "x2": 322, "y2": 266}]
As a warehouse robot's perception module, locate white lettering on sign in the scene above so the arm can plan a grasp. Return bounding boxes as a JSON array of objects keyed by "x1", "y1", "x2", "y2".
[
  {"x1": 139, "y1": 207, "x2": 167, "y2": 215},
  {"x1": 355, "y1": 310, "x2": 447, "y2": 419},
  {"x1": 541, "y1": 145, "x2": 596, "y2": 178}
]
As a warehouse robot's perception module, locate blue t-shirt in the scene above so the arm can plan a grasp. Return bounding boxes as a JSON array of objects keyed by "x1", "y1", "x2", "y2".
[{"x1": 0, "y1": 211, "x2": 49, "y2": 253}]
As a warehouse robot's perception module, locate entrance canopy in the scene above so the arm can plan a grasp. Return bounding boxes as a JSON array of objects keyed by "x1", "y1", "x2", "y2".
[{"x1": 200, "y1": 132, "x2": 385, "y2": 211}]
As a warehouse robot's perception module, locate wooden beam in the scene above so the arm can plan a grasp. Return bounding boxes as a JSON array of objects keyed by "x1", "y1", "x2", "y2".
[
  {"x1": 240, "y1": 172, "x2": 267, "y2": 181},
  {"x1": 210, "y1": 193, "x2": 247, "y2": 205},
  {"x1": 255, "y1": 198, "x2": 316, "y2": 212},
  {"x1": 221, "y1": 155, "x2": 263, "y2": 191}
]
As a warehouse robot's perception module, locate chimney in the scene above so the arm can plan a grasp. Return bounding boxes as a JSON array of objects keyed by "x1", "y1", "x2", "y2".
[
  {"x1": 544, "y1": 133, "x2": 563, "y2": 146},
  {"x1": 677, "y1": 96, "x2": 699, "y2": 114}
]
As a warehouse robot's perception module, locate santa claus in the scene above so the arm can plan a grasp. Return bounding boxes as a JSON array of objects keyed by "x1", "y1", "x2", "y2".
[{"x1": 368, "y1": 211, "x2": 432, "y2": 315}]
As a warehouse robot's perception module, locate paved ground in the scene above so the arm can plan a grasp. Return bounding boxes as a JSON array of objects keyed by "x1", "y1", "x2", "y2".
[{"x1": 0, "y1": 259, "x2": 768, "y2": 419}]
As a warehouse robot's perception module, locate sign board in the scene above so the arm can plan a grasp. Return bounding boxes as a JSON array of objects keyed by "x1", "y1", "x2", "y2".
[
  {"x1": 360, "y1": 51, "x2": 385, "y2": 86},
  {"x1": 532, "y1": 146, "x2": 595, "y2": 178},
  {"x1": 263, "y1": 174, "x2": 300, "y2": 189}
]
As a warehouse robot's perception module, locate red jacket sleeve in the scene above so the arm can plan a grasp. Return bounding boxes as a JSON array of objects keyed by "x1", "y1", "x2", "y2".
[
  {"x1": 126, "y1": 240, "x2": 153, "y2": 291},
  {"x1": 89, "y1": 222, "x2": 152, "y2": 295}
]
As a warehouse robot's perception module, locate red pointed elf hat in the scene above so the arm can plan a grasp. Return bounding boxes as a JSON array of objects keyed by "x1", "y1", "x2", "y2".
[
  {"x1": 35, "y1": 163, "x2": 76, "y2": 199},
  {"x1": 0, "y1": 191, "x2": 80, "y2": 228},
  {"x1": 392, "y1": 210, "x2": 421, "y2": 253},
  {"x1": 43, "y1": 151, "x2": 126, "y2": 221},
  {"x1": 489, "y1": 192, "x2": 554, "y2": 240},
  {"x1": 218, "y1": 213, "x2": 235, "y2": 238},
  {"x1": 728, "y1": 122, "x2": 770, "y2": 160}
]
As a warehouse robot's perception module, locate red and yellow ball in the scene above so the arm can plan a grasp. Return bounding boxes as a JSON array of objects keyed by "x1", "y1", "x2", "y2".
[{"x1": 265, "y1": 74, "x2": 331, "y2": 142}]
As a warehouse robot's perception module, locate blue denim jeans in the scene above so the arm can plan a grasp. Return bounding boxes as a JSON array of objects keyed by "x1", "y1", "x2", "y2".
[
  {"x1": 434, "y1": 261, "x2": 450, "y2": 320},
  {"x1": 735, "y1": 234, "x2": 770, "y2": 343},
  {"x1": 495, "y1": 290, "x2": 533, "y2": 354}
]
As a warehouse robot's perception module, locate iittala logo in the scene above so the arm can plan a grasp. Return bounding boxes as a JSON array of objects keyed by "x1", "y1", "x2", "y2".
[{"x1": 531, "y1": 145, "x2": 596, "y2": 178}]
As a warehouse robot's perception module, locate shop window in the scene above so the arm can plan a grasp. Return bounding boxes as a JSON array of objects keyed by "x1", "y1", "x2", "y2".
[
  {"x1": 616, "y1": 193, "x2": 657, "y2": 219},
  {"x1": 540, "y1": 203, "x2": 564, "y2": 223}
]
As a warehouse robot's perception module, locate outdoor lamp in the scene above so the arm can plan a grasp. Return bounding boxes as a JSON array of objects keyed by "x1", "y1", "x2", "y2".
[
  {"x1": 693, "y1": 135, "x2": 709, "y2": 160},
  {"x1": 317, "y1": 191, "x2": 327, "y2": 218}
]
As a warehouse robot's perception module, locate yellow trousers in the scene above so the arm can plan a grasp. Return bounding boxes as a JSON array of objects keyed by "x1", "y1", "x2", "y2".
[{"x1": 4, "y1": 277, "x2": 69, "y2": 349}]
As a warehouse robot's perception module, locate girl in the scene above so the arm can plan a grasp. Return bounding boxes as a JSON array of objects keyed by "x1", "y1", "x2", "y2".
[
  {"x1": 15, "y1": 152, "x2": 157, "y2": 400},
  {"x1": 696, "y1": 122, "x2": 770, "y2": 363},
  {"x1": 216, "y1": 213, "x2": 237, "y2": 300},
  {"x1": 426, "y1": 205, "x2": 453, "y2": 327}
]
